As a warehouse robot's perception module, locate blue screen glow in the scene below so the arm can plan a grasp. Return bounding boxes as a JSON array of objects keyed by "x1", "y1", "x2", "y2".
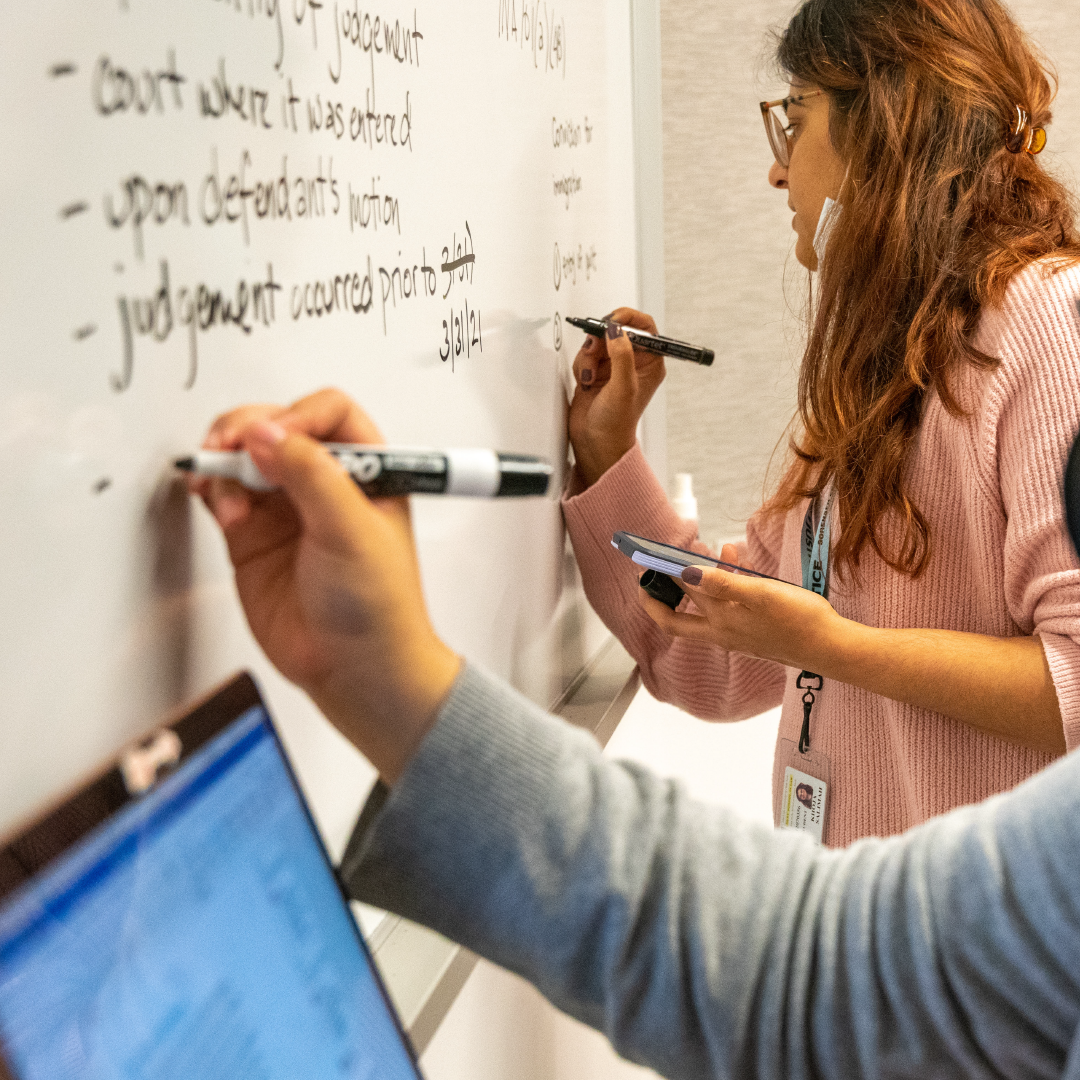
[{"x1": 0, "y1": 706, "x2": 421, "y2": 1080}]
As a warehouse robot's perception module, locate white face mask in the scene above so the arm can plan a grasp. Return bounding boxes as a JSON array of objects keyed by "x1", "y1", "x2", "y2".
[{"x1": 813, "y1": 196, "x2": 841, "y2": 264}]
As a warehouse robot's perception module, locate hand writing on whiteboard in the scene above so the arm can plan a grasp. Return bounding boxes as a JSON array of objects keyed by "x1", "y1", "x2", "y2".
[
  {"x1": 192, "y1": 389, "x2": 460, "y2": 783},
  {"x1": 568, "y1": 306, "x2": 666, "y2": 488}
]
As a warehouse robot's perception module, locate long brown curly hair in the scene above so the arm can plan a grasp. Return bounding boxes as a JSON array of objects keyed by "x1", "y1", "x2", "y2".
[{"x1": 770, "y1": 0, "x2": 1080, "y2": 578}]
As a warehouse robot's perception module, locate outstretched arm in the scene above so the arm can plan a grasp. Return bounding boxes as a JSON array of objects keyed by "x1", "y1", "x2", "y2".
[
  {"x1": 199, "y1": 389, "x2": 1080, "y2": 1080},
  {"x1": 344, "y1": 661, "x2": 1080, "y2": 1080}
]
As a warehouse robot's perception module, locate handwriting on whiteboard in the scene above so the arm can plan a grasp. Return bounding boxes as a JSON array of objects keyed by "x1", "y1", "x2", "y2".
[
  {"x1": 48, "y1": 0, "x2": 596, "y2": 391},
  {"x1": 497, "y1": 1, "x2": 566, "y2": 78},
  {"x1": 112, "y1": 216, "x2": 477, "y2": 389}
]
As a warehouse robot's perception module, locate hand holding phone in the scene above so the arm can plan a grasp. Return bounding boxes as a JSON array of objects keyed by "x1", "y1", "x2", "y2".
[{"x1": 611, "y1": 532, "x2": 779, "y2": 609}]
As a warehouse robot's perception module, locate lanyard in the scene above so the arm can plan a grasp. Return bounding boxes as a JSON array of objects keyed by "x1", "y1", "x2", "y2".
[{"x1": 797, "y1": 481, "x2": 835, "y2": 753}]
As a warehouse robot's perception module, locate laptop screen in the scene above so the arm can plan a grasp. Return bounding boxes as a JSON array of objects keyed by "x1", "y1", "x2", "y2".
[{"x1": 0, "y1": 697, "x2": 422, "y2": 1080}]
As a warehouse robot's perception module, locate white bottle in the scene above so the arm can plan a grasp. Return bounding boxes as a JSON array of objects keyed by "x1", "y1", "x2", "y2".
[{"x1": 672, "y1": 473, "x2": 698, "y2": 522}]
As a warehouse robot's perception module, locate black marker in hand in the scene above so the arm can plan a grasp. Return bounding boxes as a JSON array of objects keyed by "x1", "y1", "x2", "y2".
[
  {"x1": 175, "y1": 445, "x2": 552, "y2": 497},
  {"x1": 567, "y1": 316, "x2": 714, "y2": 366}
]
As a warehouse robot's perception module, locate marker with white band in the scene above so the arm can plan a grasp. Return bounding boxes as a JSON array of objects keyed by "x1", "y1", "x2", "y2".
[{"x1": 174, "y1": 444, "x2": 553, "y2": 498}]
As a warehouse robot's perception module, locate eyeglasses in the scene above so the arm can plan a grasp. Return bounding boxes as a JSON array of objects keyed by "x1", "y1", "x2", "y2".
[{"x1": 760, "y1": 89, "x2": 826, "y2": 168}]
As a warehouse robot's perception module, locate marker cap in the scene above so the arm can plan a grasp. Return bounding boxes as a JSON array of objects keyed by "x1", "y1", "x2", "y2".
[{"x1": 495, "y1": 454, "x2": 554, "y2": 497}]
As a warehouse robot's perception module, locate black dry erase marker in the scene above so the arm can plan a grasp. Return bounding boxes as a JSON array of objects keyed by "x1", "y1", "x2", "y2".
[
  {"x1": 566, "y1": 316, "x2": 714, "y2": 366},
  {"x1": 175, "y1": 445, "x2": 552, "y2": 497}
]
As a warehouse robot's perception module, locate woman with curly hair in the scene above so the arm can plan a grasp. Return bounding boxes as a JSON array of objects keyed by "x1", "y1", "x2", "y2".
[{"x1": 564, "y1": 0, "x2": 1080, "y2": 845}]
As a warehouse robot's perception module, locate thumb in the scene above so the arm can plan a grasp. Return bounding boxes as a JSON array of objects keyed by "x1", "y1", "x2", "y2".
[{"x1": 246, "y1": 420, "x2": 373, "y2": 544}]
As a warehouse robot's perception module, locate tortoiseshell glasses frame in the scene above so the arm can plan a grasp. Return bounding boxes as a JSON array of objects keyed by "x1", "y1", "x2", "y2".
[{"x1": 760, "y1": 89, "x2": 826, "y2": 168}]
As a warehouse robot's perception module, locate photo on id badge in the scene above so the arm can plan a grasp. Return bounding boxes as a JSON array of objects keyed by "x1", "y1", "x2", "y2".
[{"x1": 777, "y1": 740, "x2": 831, "y2": 845}]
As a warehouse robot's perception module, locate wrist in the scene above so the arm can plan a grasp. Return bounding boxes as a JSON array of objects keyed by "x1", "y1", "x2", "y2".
[
  {"x1": 810, "y1": 612, "x2": 872, "y2": 683},
  {"x1": 574, "y1": 437, "x2": 635, "y2": 488},
  {"x1": 313, "y1": 641, "x2": 462, "y2": 785}
]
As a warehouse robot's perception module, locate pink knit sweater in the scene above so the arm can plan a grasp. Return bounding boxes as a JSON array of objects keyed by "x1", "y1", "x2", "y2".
[{"x1": 563, "y1": 261, "x2": 1080, "y2": 846}]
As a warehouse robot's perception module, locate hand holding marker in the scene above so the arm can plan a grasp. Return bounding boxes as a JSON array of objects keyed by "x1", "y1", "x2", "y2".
[
  {"x1": 176, "y1": 444, "x2": 552, "y2": 497},
  {"x1": 567, "y1": 316, "x2": 714, "y2": 366}
]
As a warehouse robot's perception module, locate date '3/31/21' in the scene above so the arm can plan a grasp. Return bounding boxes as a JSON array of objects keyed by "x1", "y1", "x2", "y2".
[{"x1": 440, "y1": 301, "x2": 481, "y2": 371}]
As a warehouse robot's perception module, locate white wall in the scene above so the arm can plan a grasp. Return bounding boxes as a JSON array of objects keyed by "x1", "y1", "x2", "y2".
[
  {"x1": 605, "y1": 691, "x2": 778, "y2": 824},
  {"x1": 420, "y1": 961, "x2": 658, "y2": 1080},
  {"x1": 659, "y1": 0, "x2": 808, "y2": 548}
]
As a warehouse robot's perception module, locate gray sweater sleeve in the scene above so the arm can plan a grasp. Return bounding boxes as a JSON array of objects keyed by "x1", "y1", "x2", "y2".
[{"x1": 340, "y1": 664, "x2": 1080, "y2": 1080}]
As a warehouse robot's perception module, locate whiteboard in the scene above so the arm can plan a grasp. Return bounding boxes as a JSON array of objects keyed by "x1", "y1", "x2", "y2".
[{"x1": 0, "y1": 0, "x2": 647, "y2": 858}]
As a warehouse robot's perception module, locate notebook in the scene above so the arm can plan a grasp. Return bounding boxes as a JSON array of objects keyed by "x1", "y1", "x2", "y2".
[{"x1": 0, "y1": 673, "x2": 422, "y2": 1080}]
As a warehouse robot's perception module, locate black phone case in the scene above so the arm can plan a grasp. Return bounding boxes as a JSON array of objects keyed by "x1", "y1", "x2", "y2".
[{"x1": 639, "y1": 568, "x2": 685, "y2": 610}]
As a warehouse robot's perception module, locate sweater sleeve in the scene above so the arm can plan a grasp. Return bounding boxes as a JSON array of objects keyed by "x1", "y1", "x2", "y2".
[
  {"x1": 341, "y1": 663, "x2": 1080, "y2": 1080},
  {"x1": 561, "y1": 444, "x2": 786, "y2": 721},
  {"x1": 978, "y1": 262, "x2": 1080, "y2": 750}
]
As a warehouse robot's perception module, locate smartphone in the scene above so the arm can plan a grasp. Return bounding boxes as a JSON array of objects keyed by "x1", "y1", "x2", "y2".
[{"x1": 611, "y1": 532, "x2": 777, "y2": 580}]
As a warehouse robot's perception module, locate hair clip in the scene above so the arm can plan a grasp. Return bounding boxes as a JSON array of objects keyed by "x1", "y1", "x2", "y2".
[{"x1": 1006, "y1": 105, "x2": 1047, "y2": 155}]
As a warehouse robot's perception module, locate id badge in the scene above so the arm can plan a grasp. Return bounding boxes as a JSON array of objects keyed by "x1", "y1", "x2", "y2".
[{"x1": 776, "y1": 739, "x2": 831, "y2": 845}]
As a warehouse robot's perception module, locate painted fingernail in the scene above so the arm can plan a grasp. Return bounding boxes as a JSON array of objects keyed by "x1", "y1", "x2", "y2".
[
  {"x1": 681, "y1": 566, "x2": 703, "y2": 586},
  {"x1": 249, "y1": 420, "x2": 287, "y2": 448},
  {"x1": 606, "y1": 322, "x2": 623, "y2": 340},
  {"x1": 581, "y1": 368, "x2": 594, "y2": 386},
  {"x1": 581, "y1": 336, "x2": 596, "y2": 351}
]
